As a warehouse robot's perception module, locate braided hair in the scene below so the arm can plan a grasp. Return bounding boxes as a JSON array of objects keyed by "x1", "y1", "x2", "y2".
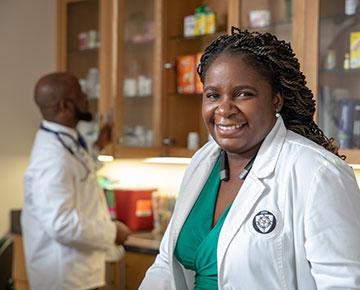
[{"x1": 198, "y1": 27, "x2": 342, "y2": 159}]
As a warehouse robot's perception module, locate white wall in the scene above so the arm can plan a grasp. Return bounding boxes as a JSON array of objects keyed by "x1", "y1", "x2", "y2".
[
  {"x1": 98, "y1": 160, "x2": 188, "y2": 196},
  {"x1": 0, "y1": 0, "x2": 55, "y2": 236}
]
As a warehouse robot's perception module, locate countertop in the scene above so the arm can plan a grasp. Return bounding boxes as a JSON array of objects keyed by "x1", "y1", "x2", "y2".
[{"x1": 124, "y1": 231, "x2": 162, "y2": 255}]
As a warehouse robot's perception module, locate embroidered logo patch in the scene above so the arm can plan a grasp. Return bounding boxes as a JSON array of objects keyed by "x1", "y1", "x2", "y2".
[{"x1": 252, "y1": 210, "x2": 276, "y2": 234}]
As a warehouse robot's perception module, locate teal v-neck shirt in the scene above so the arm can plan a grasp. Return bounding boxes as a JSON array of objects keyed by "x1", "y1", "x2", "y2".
[{"x1": 174, "y1": 158, "x2": 232, "y2": 290}]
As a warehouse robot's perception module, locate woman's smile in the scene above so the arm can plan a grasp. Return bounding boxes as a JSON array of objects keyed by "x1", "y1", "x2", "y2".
[{"x1": 215, "y1": 122, "x2": 248, "y2": 136}]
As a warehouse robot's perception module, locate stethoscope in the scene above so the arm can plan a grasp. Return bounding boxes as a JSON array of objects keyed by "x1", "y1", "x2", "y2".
[{"x1": 40, "y1": 125, "x2": 91, "y2": 181}]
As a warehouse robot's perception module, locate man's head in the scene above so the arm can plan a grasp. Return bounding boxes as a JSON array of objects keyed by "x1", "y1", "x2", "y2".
[{"x1": 34, "y1": 72, "x2": 92, "y2": 128}]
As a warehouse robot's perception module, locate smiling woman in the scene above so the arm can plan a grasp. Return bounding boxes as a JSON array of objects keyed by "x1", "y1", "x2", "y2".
[
  {"x1": 140, "y1": 28, "x2": 360, "y2": 290},
  {"x1": 201, "y1": 54, "x2": 282, "y2": 157}
]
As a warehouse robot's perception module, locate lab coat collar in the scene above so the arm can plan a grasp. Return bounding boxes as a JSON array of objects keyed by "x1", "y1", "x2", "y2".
[
  {"x1": 195, "y1": 116, "x2": 287, "y2": 180},
  {"x1": 41, "y1": 120, "x2": 79, "y2": 140},
  {"x1": 251, "y1": 116, "x2": 286, "y2": 179}
]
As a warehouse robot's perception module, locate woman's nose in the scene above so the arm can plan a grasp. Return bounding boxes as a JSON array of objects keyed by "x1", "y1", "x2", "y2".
[{"x1": 217, "y1": 98, "x2": 237, "y2": 117}]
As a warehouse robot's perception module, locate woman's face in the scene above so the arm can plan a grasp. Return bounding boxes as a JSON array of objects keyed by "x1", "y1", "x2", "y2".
[{"x1": 202, "y1": 54, "x2": 283, "y2": 155}]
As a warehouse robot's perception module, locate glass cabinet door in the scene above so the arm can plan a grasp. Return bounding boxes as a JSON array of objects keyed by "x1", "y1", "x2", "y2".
[
  {"x1": 318, "y1": 0, "x2": 360, "y2": 150},
  {"x1": 119, "y1": 0, "x2": 158, "y2": 148},
  {"x1": 66, "y1": 0, "x2": 100, "y2": 116},
  {"x1": 239, "y1": 0, "x2": 292, "y2": 43},
  {"x1": 163, "y1": 0, "x2": 229, "y2": 156},
  {"x1": 60, "y1": 0, "x2": 101, "y2": 143}
]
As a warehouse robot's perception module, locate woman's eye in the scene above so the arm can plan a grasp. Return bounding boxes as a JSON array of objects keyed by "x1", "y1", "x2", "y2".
[
  {"x1": 206, "y1": 93, "x2": 219, "y2": 100},
  {"x1": 236, "y1": 91, "x2": 254, "y2": 98}
]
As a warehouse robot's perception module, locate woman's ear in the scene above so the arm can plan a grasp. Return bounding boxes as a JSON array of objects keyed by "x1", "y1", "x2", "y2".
[{"x1": 273, "y1": 93, "x2": 284, "y2": 112}]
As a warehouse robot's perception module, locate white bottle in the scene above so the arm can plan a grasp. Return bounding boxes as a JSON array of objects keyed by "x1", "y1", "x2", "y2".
[
  {"x1": 86, "y1": 67, "x2": 99, "y2": 99},
  {"x1": 187, "y1": 132, "x2": 199, "y2": 150},
  {"x1": 345, "y1": 0, "x2": 358, "y2": 15}
]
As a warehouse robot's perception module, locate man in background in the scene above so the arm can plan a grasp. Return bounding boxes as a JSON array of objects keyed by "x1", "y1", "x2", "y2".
[{"x1": 21, "y1": 72, "x2": 130, "y2": 290}]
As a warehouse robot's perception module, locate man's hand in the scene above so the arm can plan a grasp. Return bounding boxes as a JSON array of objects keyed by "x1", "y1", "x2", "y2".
[
  {"x1": 114, "y1": 220, "x2": 131, "y2": 245},
  {"x1": 94, "y1": 123, "x2": 112, "y2": 150}
]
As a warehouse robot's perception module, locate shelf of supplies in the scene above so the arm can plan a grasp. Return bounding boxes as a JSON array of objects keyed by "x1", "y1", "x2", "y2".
[
  {"x1": 124, "y1": 39, "x2": 154, "y2": 46},
  {"x1": 124, "y1": 95, "x2": 153, "y2": 100},
  {"x1": 113, "y1": 145, "x2": 162, "y2": 158},
  {"x1": 170, "y1": 30, "x2": 226, "y2": 42},
  {"x1": 320, "y1": 68, "x2": 360, "y2": 74},
  {"x1": 242, "y1": 20, "x2": 292, "y2": 31},
  {"x1": 320, "y1": 13, "x2": 356, "y2": 24},
  {"x1": 68, "y1": 48, "x2": 99, "y2": 55}
]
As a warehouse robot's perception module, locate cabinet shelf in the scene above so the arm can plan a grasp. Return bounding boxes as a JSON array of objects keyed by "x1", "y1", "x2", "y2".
[
  {"x1": 112, "y1": 145, "x2": 162, "y2": 158},
  {"x1": 320, "y1": 68, "x2": 360, "y2": 74},
  {"x1": 125, "y1": 39, "x2": 154, "y2": 46},
  {"x1": 167, "y1": 147, "x2": 196, "y2": 158},
  {"x1": 68, "y1": 48, "x2": 99, "y2": 54},
  {"x1": 321, "y1": 13, "x2": 356, "y2": 24},
  {"x1": 242, "y1": 20, "x2": 293, "y2": 31},
  {"x1": 170, "y1": 30, "x2": 226, "y2": 42},
  {"x1": 124, "y1": 95, "x2": 153, "y2": 100}
]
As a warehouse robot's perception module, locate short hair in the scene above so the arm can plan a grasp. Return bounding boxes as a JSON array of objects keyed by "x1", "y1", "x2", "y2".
[{"x1": 198, "y1": 27, "x2": 341, "y2": 158}]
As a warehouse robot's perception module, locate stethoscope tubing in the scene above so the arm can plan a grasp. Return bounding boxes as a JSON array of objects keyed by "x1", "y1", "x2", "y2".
[{"x1": 40, "y1": 125, "x2": 91, "y2": 181}]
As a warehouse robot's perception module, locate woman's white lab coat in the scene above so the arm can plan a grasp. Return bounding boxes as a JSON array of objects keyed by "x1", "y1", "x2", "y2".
[{"x1": 140, "y1": 117, "x2": 360, "y2": 290}]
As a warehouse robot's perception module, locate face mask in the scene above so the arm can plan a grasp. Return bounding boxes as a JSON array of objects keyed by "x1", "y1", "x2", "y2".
[{"x1": 74, "y1": 104, "x2": 93, "y2": 122}]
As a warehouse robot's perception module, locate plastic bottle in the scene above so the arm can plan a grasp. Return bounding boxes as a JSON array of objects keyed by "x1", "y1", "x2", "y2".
[
  {"x1": 86, "y1": 67, "x2": 99, "y2": 99},
  {"x1": 344, "y1": 53, "x2": 350, "y2": 70},
  {"x1": 195, "y1": 5, "x2": 207, "y2": 35},
  {"x1": 106, "y1": 190, "x2": 117, "y2": 220}
]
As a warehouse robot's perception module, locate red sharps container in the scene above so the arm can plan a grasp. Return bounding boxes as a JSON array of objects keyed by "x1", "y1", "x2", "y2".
[{"x1": 113, "y1": 188, "x2": 157, "y2": 231}]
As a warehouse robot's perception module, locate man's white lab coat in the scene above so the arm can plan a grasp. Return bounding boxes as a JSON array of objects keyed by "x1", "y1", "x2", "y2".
[{"x1": 21, "y1": 120, "x2": 116, "y2": 290}]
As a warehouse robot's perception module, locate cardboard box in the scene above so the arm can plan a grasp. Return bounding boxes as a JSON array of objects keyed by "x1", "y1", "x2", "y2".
[
  {"x1": 350, "y1": 32, "x2": 360, "y2": 69},
  {"x1": 195, "y1": 52, "x2": 203, "y2": 94},
  {"x1": 176, "y1": 55, "x2": 196, "y2": 94}
]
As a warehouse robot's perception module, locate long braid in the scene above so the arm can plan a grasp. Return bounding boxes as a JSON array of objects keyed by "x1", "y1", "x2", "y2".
[{"x1": 198, "y1": 27, "x2": 342, "y2": 159}]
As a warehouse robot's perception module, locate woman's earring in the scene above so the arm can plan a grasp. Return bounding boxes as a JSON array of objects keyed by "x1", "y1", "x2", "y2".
[{"x1": 275, "y1": 110, "x2": 280, "y2": 118}]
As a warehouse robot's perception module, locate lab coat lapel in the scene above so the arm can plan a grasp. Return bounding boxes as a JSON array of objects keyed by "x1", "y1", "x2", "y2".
[
  {"x1": 170, "y1": 159, "x2": 216, "y2": 248},
  {"x1": 217, "y1": 117, "x2": 286, "y2": 271},
  {"x1": 168, "y1": 144, "x2": 220, "y2": 284},
  {"x1": 217, "y1": 174, "x2": 265, "y2": 270}
]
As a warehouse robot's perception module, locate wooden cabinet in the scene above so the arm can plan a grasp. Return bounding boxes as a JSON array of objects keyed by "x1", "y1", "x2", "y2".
[
  {"x1": 12, "y1": 235, "x2": 29, "y2": 290},
  {"x1": 57, "y1": 0, "x2": 118, "y2": 156},
  {"x1": 124, "y1": 251, "x2": 156, "y2": 290},
  {"x1": 12, "y1": 234, "x2": 124, "y2": 290},
  {"x1": 60, "y1": 0, "x2": 359, "y2": 161},
  {"x1": 297, "y1": 0, "x2": 360, "y2": 163},
  {"x1": 161, "y1": 0, "x2": 227, "y2": 157},
  {"x1": 161, "y1": 0, "x2": 295, "y2": 157},
  {"x1": 112, "y1": 0, "x2": 164, "y2": 158}
]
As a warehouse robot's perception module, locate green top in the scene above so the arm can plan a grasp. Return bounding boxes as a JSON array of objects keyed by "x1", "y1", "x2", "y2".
[{"x1": 174, "y1": 158, "x2": 232, "y2": 290}]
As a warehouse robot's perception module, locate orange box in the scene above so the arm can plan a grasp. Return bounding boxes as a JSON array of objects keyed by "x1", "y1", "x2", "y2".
[
  {"x1": 113, "y1": 188, "x2": 156, "y2": 231},
  {"x1": 195, "y1": 52, "x2": 203, "y2": 94},
  {"x1": 177, "y1": 55, "x2": 196, "y2": 94}
]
